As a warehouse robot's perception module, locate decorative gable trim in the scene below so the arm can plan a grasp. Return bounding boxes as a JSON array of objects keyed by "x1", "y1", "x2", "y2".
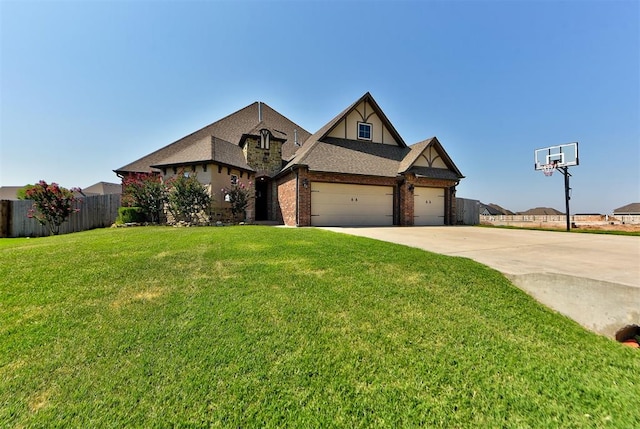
[
  {"x1": 399, "y1": 137, "x2": 464, "y2": 179},
  {"x1": 320, "y1": 92, "x2": 407, "y2": 148}
]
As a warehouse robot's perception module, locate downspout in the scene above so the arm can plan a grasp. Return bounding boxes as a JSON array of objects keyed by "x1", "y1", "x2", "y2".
[{"x1": 295, "y1": 168, "x2": 299, "y2": 227}]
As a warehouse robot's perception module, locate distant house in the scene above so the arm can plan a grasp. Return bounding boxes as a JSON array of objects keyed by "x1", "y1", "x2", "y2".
[
  {"x1": 489, "y1": 203, "x2": 515, "y2": 215},
  {"x1": 519, "y1": 207, "x2": 564, "y2": 215},
  {"x1": 613, "y1": 203, "x2": 640, "y2": 215},
  {"x1": 479, "y1": 203, "x2": 501, "y2": 216},
  {"x1": 116, "y1": 92, "x2": 465, "y2": 226},
  {"x1": 82, "y1": 182, "x2": 122, "y2": 196},
  {"x1": 0, "y1": 186, "x2": 22, "y2": 200},
  {"x1": 479, "y1": 202, "x2": 514, "y2": 216}
]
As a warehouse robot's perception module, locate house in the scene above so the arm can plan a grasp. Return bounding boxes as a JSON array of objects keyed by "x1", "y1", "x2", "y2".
[
  {"x1": 479, "y1": 203, "x2": 503, "y2": 216},
  {"x1": 613, "y1": 203, "x2": 640, "y2": 215},
  {"x1": 488, "y1": 203, "x2": 514, "y2": 215},
  {"x1": 115, "y1": 92, "x2": 464, "y2": 226},
  {"x1": 82, "y1": 182, "x2": 122, "y2": 196},
  {"x1": 519, "y1": 207, "x2": 564, "y2": 215},
  {"x1": 0, "y1": 186, "x2": 22, "y2": 200}
]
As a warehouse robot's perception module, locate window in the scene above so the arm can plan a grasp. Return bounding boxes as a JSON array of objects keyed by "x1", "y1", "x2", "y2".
[
  {"x1": 358, "y1": 122, "x2": 372, "y2": 140},
  {"x1": 260, "y1": 129, "x2": 270, "y2": 150},
  {"x1": 230, "y1": 174, "x2": 238, "y2": 185}
]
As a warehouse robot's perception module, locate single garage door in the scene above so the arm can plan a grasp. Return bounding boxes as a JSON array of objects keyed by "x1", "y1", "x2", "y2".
[
  {"x1": 311, "y1": 182, "x2": 394, "y2": 226},
  {"x1": 414, "y1": 187, "x2": 445, "y2": 225}
]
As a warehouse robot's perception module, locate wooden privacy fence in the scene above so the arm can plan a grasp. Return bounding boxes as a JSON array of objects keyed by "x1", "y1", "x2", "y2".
[
  {"x1": 0, "y1": 194, "x2": 121, "y2": 238},
  {"x1": 455, "y1": 198, "x2": 480, "y2": 225}
]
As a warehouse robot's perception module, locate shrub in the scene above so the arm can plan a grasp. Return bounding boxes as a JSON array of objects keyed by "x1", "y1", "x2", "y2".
[
  {"x1": 117, "y1": 207, "x2": 146, "y2": 224},
  {"x1": 222, "y1": 181, "x2": 252, "y2": 221},
  {"x1": 24, "y1": 180, "x2": 81, "y2": 235},
  {"x1": 16, "y1": 184, "x2": 34, "y2": 200},
  {"x1": 166, "y1": 171, "x2": 212, "y2": 224},
  {"x1": 122, "y1": 173, "x2": 166, "y2": 223}
]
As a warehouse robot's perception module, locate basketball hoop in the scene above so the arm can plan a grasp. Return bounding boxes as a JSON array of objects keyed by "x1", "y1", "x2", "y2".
[{"x1": 541, "y1": 163, "x2": 556, "y2": 177}]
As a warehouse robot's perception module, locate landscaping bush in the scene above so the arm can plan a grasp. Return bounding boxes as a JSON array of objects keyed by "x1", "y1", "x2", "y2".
[
  {"x1": 166, "y1": 171, "x2": 212, "y2": 224},
  {"x1": 24, "y1": 180, "x2": 81, "y2": 235},
  {"x1": 117, "y1": 206, "x2": 146, "y2": 224}
]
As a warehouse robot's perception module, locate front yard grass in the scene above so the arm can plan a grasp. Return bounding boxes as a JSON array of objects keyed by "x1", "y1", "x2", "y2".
[{"x1": 1, "y1": 226, "x2": 638, "y2": 427}]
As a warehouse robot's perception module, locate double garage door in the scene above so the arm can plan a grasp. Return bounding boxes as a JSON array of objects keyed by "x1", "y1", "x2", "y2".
[
  {"x1": 311, "y1": 183, "x2": 394, "y2": 226},
  {"x1": 310, "y1": 182, "x2": 445, "y2": 226}
]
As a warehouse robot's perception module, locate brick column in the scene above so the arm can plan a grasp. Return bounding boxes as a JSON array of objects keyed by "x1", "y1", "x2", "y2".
[
  {"x1": 297, "y1": 168, "x2": 311, "y2": 226},
  {"x1": 399, "y1": 174, "x2": 416, "y2": 226}
]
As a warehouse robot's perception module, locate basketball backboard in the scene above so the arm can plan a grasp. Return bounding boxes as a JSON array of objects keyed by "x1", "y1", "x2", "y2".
[{"x1": 534, "y1": 142, "x2": 579, "y2": 170}]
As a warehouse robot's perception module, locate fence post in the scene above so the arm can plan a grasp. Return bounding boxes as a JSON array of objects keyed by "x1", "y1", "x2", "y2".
[{"x1": 0, "y1": 200, "x2": 11, "y2": 238}]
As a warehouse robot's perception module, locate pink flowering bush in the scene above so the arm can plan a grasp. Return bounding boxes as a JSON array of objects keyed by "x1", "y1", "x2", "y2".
[
  {"x1": 165, "y1": 171, "x2": 211, "y2": 224},
  {"x1": 222, "y1": 181, "x2": 253, "y2": 221},
  {"x1": 122, "y1": 173, "x2": 166, "y2": 223},
  {"x1": 25, "y1": 180, "x2": 81, "y2": 235}
]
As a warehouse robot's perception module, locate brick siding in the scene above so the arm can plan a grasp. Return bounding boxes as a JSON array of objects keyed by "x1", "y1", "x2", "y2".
[{"x1": 279, "y1": 170, "x2": 458, "y2": 226}]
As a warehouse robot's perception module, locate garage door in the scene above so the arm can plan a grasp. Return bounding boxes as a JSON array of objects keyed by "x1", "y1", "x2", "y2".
[
  {"x1": 311, "y1": 182, "x2": 394, "y2": 226},
  {"x1": 414, "y1": 187, "x2": 445, "y2": 225}
]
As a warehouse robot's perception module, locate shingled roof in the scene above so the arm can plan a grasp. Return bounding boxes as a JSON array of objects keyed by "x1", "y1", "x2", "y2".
[
  {"x1": 613, "y1": 202, "x2": 640, "y2": 214},
  {"x1": 283, "y1": 94, "x2": 463, "y2": 181},
  {"x1": 82, "y1": 182, "x2": 122, "y2": 195},
  {"x1": 519, "y1": 207, "x2": 564, "y2": 215},
  {"x1": 150, "y1": 136, "x2": 253, "y2": 172},
  {"x1": 115, "y1": 102, "x2": 310, "y2": 175},
  {"x1": 398, "y1": 137, "x2": 464, "y2": 178},
  {"x1": 286, "y1": 137, "x2": 410, "y2": 177}
]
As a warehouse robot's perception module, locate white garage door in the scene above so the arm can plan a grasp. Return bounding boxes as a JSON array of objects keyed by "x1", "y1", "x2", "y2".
[
  {"x1": 311, "y1": 182, "x2": 394, "y2": 226},
  {"x1": 414, "y1": 187, "x2": 445, "y2": 225}
]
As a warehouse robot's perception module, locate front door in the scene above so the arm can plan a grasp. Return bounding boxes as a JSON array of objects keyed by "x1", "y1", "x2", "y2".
[{"x1": 255, "y1": 180, "x2": 268, "y2": 221}]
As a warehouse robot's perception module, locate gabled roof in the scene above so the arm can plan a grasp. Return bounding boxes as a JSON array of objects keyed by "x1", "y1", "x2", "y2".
[
  {"x1": 399, "y1": 137, "x2": 464, "y2": 178},
  {"x1": 480, "y1": 203, "x2": 515, "y2": 215},
  {"x1": 480, "y1": 204, "x2": 503, "y2": 215},
  {"x1": 283, "y1": 93, "x2": 462, "y2": 182},
  {"x1": 487, "y1": 203, "x2": 515, "y2": 215},
  {"x1": 150, "y1": 136, "x2": 254, "y2": 172},
  {"x1": 314, "y1": 92, "x2": 406, "y2": 148},
  {"x1": 82, "y1": 182, "x2": 122, "y2": 195},
  {"x1": 115, "y1": 102, "x2": 310, "y2": 175},
  {"x1": 613, "y1": 202, "x2": 640, "y2": 214}
]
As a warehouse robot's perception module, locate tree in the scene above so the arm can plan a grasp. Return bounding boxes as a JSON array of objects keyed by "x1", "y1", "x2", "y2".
[
  {"x1": 25, "y1": 180, "x2": 81, "y2": 235},
  {"x1": 222, "y1": 180, "x2": 252, "y2": 221},
  {"x1": 122, "y1": 173, "x2": 166, "y2": 223},
  {"x1": 16, "y1": 184, "x2": 35, "y2": 200},
  {"x1": 166, "y1": 172, "x2": 212, "y2": 224}
]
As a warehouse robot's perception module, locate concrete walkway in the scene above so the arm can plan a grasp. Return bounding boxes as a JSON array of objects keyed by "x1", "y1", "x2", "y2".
[{"x1": 322, "y1": 226, "x2": 640, "y2": 338}]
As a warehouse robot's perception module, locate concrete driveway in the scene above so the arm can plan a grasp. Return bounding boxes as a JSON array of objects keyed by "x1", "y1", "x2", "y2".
[{"x1": 322, "y1": 226, "x2": 640, "y2": 338}]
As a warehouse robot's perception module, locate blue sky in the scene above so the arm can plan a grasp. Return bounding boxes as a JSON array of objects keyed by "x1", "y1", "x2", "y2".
[{"x1": 1, "y1": 0, "x2": 638, "y2": 214}]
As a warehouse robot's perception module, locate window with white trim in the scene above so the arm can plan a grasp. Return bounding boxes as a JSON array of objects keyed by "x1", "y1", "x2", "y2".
[{"x1": 358, "y1": 122, "x2": 372, "y2": 140}]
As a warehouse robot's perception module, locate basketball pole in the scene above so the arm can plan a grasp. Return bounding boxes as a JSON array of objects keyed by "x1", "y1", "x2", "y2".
[{"x1": 558, "y1": 166, "x2": 572, "y2": 231}]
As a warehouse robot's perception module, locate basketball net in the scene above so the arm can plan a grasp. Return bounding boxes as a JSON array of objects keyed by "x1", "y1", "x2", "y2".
[{"x1": 542, "y1": 163, "x2": 556, "y2": 177}]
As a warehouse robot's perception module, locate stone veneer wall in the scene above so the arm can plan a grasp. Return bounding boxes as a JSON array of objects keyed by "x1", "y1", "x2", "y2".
[{"x1": 243, "y1": 136, "x2": 284, "y2": 177}]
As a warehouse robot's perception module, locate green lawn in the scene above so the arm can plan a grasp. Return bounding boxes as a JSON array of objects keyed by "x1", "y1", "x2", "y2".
[{"x1": 1, "y1": 227, "x2": 638, "y2": 428}]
